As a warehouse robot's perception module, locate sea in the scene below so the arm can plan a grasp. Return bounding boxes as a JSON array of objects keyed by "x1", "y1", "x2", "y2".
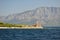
[{"x1": 0, "y1": 27, "x2": 60, "y2": 40}]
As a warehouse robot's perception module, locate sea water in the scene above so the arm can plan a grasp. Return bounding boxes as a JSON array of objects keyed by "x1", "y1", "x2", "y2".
[{"x1": 0, "y1": 27, "x2": 60, "y2": 40}]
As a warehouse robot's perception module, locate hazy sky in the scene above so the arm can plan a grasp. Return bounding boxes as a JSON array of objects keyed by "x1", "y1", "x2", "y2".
[{"x1": 0, "y1": 0, "x2": 60, "y2": 16}]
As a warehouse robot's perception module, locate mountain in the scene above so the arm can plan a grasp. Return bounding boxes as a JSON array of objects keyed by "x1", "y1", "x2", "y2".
[{"x1": 0, "y1": 7, "x2": 60, "y2": 26}]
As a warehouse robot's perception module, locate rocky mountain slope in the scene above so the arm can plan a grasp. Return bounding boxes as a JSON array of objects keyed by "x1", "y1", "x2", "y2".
[{"x1": 0, "y1": 7, "x2": 60, "y2": 26}]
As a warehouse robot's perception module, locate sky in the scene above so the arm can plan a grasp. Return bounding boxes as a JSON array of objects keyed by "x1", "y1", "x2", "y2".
[{"x1": 0, "y1": 0, "x2": 60, "y2": 16}]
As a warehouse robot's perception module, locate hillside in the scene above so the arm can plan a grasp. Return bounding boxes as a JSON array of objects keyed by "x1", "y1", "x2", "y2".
[{"x1": 0, "y1": 7, "x2": 60, "y2": 26}]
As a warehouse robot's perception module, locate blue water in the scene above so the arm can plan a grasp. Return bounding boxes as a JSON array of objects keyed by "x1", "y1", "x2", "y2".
[{"x1": 0, "y1": 29, "x2": 60, "y2": 40}]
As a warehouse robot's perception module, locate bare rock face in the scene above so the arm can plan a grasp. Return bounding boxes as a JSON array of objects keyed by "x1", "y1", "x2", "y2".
[{"x1": 0, "y1": 7, "x2": 60, "y2": 26}]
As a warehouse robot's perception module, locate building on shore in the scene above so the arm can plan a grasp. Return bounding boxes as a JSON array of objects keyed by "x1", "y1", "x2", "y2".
[{"x1": 32, "y1": 21, "x2": 43, "y2": 28}]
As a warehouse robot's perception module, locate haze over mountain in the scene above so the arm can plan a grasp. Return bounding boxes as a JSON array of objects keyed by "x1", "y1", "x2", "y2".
[{"x1": 0, "y1": 7, "x2": 60, "y2": 26}]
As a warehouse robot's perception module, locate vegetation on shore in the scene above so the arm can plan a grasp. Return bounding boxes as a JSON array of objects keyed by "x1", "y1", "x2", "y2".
[
  {"x1": 0, "y1": 22, "x2": 28, "y2": 27},
  {"x1": 0, "y1": 22, "x2": 43, "y2": 29}
]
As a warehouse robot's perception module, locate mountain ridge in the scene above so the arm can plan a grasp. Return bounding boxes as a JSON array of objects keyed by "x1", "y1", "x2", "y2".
[{"x1": 0, "y1": 7, "x2": 60, "y2": 26}]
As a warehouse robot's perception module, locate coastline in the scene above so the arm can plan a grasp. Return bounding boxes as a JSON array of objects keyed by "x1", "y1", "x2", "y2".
[{"x1": 0, "y1": 27, "x2": 43, "y2": 29}]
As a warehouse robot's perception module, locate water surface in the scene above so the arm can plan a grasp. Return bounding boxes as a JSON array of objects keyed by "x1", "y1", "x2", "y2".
[{"x1": 0, "y1": 28, "x2": 60, "y2": 40}]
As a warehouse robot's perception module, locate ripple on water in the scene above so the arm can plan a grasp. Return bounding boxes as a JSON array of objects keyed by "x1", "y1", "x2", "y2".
[{"x1": 0, "y1": 29, "x2": 60, "y2": 40}]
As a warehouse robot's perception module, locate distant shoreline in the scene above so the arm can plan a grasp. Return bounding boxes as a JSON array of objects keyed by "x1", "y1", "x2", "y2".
[{"x1": 0, "y1": 27, "x2": 43, "y2": 29}]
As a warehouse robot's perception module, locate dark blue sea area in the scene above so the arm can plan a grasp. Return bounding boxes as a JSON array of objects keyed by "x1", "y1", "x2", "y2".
[{"x1": 0, "y1": 27, "x2": 60, "y2": 40}]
